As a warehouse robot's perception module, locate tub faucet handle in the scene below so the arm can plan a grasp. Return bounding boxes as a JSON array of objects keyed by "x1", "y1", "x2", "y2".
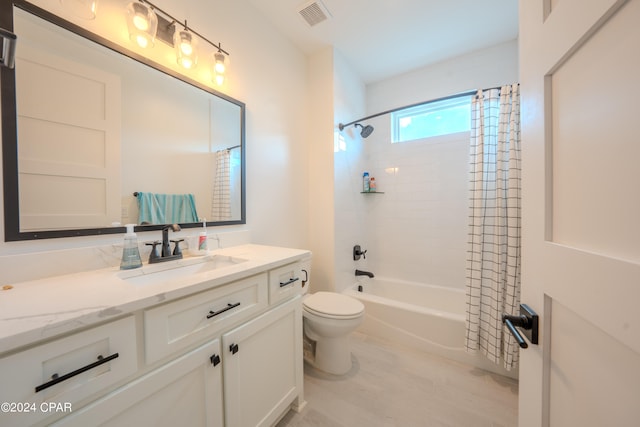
[{"x1": 353, "y1": 245, "x2": 367, "y2": 261}]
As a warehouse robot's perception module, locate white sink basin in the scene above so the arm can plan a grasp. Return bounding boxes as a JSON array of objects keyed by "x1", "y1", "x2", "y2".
[{"x1": 119, "y1": 255, "x2": 248, "y2": 287}]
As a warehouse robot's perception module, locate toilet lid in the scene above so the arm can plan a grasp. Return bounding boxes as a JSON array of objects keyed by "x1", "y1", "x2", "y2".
[{"x1": 303, "y1": 292, "x2": 364, "y2": 317}]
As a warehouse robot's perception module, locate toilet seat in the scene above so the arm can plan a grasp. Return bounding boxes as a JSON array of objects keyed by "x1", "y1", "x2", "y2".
[{"x1": 303, "y1": 292, "x2": 364, "y2": 319}]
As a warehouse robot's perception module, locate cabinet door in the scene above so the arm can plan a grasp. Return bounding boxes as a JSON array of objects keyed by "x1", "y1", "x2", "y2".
[
  {"x1": 222, "y1": 296, "x2": 303, "y2": 427},
  {"x1": 53, "y1": 339, "x2": 224, "y2": 427}
]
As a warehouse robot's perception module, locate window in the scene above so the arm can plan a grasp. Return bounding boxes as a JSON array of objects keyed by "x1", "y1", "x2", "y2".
[{"x1": 391, "y1": 95, "x2": 471, "y2": 143}]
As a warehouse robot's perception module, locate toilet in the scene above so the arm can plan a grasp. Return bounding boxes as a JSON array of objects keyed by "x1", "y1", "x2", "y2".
[{"x1": 302, "y1": 291, "x2": 365, "y2": 375}]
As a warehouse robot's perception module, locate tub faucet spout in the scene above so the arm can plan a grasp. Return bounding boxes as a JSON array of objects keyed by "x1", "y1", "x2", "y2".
[{"x1": 355, "y1": 269, "x2": 374, "y2": 278}]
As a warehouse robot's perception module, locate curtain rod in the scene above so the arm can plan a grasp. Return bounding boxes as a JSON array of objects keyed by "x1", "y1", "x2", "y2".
[{"x1": 338, "y1": 85, "x2": 508, "y2": 130}]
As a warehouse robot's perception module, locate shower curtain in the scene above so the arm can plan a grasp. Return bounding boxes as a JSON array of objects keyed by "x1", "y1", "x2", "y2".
[
  {"x1": 211, "y1": 150, "x2": 231, "y2": 221},
  {"x1": 464, "y1": 84, "x2": 521, "y2": 371}
]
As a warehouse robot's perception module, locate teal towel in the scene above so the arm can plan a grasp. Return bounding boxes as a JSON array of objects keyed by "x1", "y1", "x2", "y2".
[{"x1": 137, "y1": 192, "x2": 198, "y2": 225}]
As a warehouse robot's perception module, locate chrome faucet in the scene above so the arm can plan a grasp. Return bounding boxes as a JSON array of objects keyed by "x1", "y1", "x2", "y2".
[
  {"x1": 147, "y1": 224, "x2": 183, "y2": 264},
  {"x1": 355, "y1": 269, "x2": 374, "y2": 278}
]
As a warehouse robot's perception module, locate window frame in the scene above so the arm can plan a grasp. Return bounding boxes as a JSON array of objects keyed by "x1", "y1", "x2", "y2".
[{"x1": 391, "y1": 94, "x2": 472, "y2": 143}]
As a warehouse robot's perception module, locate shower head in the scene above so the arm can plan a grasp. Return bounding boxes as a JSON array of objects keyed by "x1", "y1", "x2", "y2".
[{"x1": 355, "y1": 123, "x2": 374, "y2": 138}]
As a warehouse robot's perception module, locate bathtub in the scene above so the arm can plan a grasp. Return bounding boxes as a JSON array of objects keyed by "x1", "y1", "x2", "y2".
[{"x1": 344, "y1": 277, "x2": 516, "y2": 378}]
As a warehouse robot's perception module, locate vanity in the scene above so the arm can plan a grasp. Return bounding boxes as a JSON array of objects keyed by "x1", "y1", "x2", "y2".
[{"x1": 0, "y1": 244, "x2": 310, "y2": 427}]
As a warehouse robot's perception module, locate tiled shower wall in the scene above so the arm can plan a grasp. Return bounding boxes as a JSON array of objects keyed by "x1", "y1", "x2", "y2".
[
  {"x1": 333, "y1": 40, "x2": 518, "y2": 293},
  {"x1": 338, "y1": 117, "x2": 470, "y2": 290},
  {"x1": 369, "y1": 126, "x2": 470, "y2": 289}
]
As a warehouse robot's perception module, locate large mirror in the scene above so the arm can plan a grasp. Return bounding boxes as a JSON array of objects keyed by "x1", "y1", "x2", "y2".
[{"x1": 1, "y1": 0, "x2": 245, "y2": 241}]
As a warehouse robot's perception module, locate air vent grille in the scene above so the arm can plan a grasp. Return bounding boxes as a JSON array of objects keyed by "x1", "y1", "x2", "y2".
[{"x1": 298, "y1": 1, "x2": 331, "y2": 27}]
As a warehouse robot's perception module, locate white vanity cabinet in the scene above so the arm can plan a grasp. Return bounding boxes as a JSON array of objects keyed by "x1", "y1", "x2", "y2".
[
  {"x1": 0, "y1": 248, "x2": 308, "y2": 427},
  {"x1": 52, "y1": 338, "x2": 224, "y2": 427},
  {"x1": 222, "y1": 296, "x2": 303, "y2": 427},
  {"x1": 0, "y1": 316, "x2": 137, "y2": 427}
]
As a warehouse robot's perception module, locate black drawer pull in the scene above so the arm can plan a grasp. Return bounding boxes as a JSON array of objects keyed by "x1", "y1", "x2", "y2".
[
  {"x1": 229, "y1": 343, "x2": 239, "y2": 354},
  {"x1": 279, "y1": 277, "x2": 299, "y2": 288},
  {"x1": 206, "y1": 302, "x2": 241, "y2": 319},
  {"x1": 35, "y1": 353, "x2": 119, "y2": 393}
]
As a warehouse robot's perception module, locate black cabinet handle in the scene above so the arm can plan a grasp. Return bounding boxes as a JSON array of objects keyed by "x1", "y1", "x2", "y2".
[
  {"x1": 210, "y1": 354, "x2": 221, "y2": 366},
  {"x1": 35, "y1": 353, "x2": 119, "y2": 393},
  {"x1": 206, "y1": 302, "x2": 241, "y2": 319},
  {"x1": 279, "y1": 277, "x2": 299, "y2": 288},
  {"x1": 229, "y1": 343, "x2": 239, "y2": 354},
  {"x1": 502, "y1": 304, "x2": 539, "y2": 349}
]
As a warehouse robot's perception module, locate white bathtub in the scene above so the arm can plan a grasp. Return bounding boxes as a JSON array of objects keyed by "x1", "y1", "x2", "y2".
[{"x1": 344, "y1": 277, "x2": 516, "y2": 378}]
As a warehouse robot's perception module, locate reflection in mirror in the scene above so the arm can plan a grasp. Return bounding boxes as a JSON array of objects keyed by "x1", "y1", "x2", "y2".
[{"x1": 1, "y1": 1, "x2": 245, "y2": 240}]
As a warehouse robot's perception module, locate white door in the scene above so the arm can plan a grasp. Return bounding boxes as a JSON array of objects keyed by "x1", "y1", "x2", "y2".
[
  {"x1": 15, "y1": 10, "x2": 121, "y2": 231},
  {"x1": 519, "y1": 1, "x2": 640, "y2": 426}
]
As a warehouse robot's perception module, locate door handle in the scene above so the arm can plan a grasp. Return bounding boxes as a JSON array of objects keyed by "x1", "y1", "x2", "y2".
[{"x1": 502, "y1": 304, "x2": 539, "y2": 348}]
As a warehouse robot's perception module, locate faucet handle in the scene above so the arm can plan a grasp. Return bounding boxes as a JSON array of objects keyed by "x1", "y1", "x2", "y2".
[
  {"x1": 353, "y1": 245, "x2": 367, "y2": 261},
  {"x1": 171, "y1": 239, "x2": 184, "y2": 256},
  {"x1": 145, "y1": 241, "x2": 161, "y2": 262}
]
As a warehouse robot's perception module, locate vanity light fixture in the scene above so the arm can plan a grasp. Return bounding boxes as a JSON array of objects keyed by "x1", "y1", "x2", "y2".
[
  {"x1": 212, "y1": 49, "x2": 227, "y2": 85},
  {"x1": 126, "y1": 1, "x2": 158, "y2": 49},
  {"x1": 60, "y1": 0, "x2": 98, "y2": 20},
  {"x1": 174, "y1": 25, "x2": 198, "y2": 69},
  {"x1": 125, "y1": 0, "x2": 230, "y2": 79}
]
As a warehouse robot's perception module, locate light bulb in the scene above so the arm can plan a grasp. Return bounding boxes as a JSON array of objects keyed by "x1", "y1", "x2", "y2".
[
  {"x1": 180, "y1": 42, "x2": 193, "y2": 56},
  {"x1": 133, "y1": 14, "x2": 150, "y2": 31},
  {"x1": 180, "y1": 57, "x2": 194, "y2": 69},
  {"x1": 136, "y1": 34, "x2": 149, "y2": 48},
  {"x1": 212, "y1": 51, "x2": 227, "y2": 85},
  {"x1": 174, "y1": 29, "x2": 198, "y2": 69},
  {"x1": 126, "y1": 2, "x2": 157, "y2": 49}
]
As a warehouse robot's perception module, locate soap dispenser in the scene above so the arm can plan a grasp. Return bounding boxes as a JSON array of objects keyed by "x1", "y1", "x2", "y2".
[{"x1": 120, "y1": 224, "x2": 143, "y2": 270}]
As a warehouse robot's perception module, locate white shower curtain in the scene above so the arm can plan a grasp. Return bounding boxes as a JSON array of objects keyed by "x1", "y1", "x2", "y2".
[
  {"x1": 211, "y1": 150, "x2": 231, "y2": 221},
  {"x1": 464, "y1": 84, "x2": 521, "y2": 371}
]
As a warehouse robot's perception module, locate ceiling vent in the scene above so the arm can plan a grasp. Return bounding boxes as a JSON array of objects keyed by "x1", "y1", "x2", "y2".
[{"x1": 297, "y1": 0, "x2": 332, "y2": 27}]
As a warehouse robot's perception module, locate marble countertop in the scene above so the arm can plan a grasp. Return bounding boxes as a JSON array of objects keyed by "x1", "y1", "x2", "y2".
[{"x1": 0, "y1": 244, "x2": 310, "y2": 355}]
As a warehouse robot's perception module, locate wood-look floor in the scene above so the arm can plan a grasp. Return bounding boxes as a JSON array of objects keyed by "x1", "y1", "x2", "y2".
[{"x1": 278, "y1": 332, "x2": 518, "y2": 427}]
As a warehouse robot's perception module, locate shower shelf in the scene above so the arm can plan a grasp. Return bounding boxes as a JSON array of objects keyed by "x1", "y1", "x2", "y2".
[{"x1": 360, "y1": 191, "x2": 384, "y2": 194}]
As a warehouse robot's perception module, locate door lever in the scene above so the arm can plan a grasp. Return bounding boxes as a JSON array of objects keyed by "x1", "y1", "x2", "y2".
[{"x1": 502, "y1": 304, "x2": 539, "y2": 348}]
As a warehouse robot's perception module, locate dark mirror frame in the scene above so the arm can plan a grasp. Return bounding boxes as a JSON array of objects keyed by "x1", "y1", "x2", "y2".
[{"x1": 1, "y1": 0, "x2": 246, "y2": 241}]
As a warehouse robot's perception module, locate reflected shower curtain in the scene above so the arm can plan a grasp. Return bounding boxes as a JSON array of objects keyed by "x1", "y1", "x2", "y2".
[
  {"x1": 211, "y1": 150, "x2": 231, "y2": 221},
  {"x1": 464, "y1": 84, "x2": 521, "y2": 371}
]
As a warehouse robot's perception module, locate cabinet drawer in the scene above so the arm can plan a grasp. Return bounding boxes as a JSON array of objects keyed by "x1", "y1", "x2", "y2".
[
  {"x1": 145, "y1": 273, "x2": 268, "y2": 363},
  {"x1": 268, "y1": 262, "x2": 304, "y2": 305},
  {"x1": 0, "y1": 316, "x2": 137, "y2": 427},
  {"x1": 52, "y1": 339, "x2": 223, "y2": 427}
]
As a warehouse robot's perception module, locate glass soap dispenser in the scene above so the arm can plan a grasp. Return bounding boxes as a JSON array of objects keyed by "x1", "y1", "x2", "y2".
[{"x1": 120, "y1": 224, "x2": 143, "y2": 270}]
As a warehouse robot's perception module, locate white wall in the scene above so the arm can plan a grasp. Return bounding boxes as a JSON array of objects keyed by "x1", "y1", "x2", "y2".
[
  {"x1": 0, "y1": 0, "x2": 310, "y2": 283},
  {"x1": 334, "y1": 40, "x2": 519, "y2": 292},
  {"x1": 306, "y1": 47, "x2": 336, "y2": 293},
  {"x1": 333, "y1": 48, "x2": 367, "y2": 293}
]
